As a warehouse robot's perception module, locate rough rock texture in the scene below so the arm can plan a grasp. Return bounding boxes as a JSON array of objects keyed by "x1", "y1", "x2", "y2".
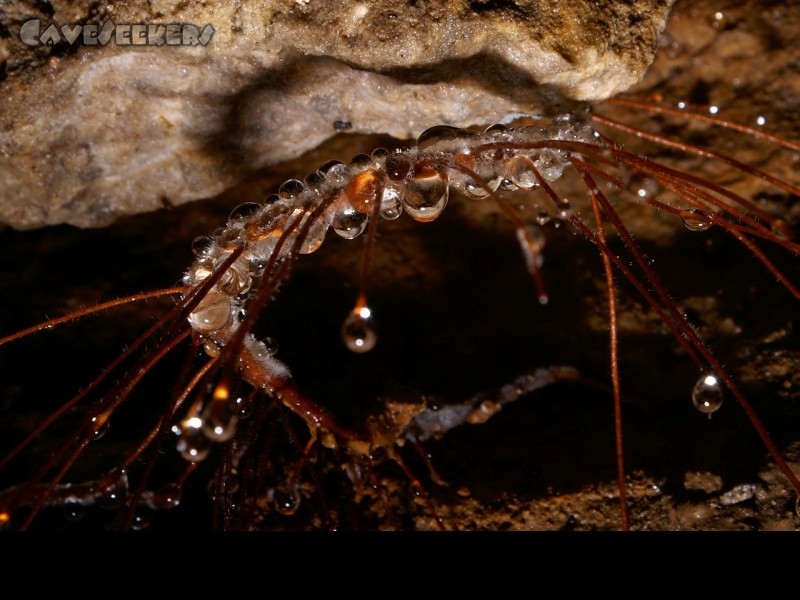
[
  {"x1": 0, "y1": 0, "x2": 674, "y2": 228},
  {"x1": 0, "y1": 0, "x2": 799, "y2": 532}
]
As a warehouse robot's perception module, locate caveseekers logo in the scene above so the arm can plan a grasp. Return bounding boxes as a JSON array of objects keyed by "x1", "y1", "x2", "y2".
[{"x1": 20, "y1": 19, "x2": 215, "y2": 47}]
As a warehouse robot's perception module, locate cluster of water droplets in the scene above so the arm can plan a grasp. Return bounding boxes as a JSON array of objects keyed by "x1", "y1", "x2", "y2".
[{"x1": 183, "y1": 115, "x2": 596, "y2": 364}]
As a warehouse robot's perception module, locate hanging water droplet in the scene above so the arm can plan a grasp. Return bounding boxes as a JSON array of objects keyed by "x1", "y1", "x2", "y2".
[
  {"x1": 771, "y1": 219, "x2": 794, "y2": 241},
  {"x1": 235, "y1": 395, "x2": 253, "y2": 419},
  {"x1": 681, "y1": 209, "x2": 713, "y2": 232},
  {"x1": 202, "y1": 338, "x2": 221, "y2": 358},
  {"x1": 505, "y1": 155, "x2": 540, "y2": 189},
  {"x1": 460, "y1": 158, "x2": 503, "y2": 199},
  {"x1": 90, "y1": 414, "x2": 110, "y2": 441},
  {"x1": 380, "y1": 184, "x2": 403, "y2": 220},
  {"x1": 188, "y1": 290, "x2": 232, "y2": 333},
  {"x1": 96, "y1": 472, "x2": 129, "y2": 510},
  {"x1": 130, "y1": 507, "x2": 154, "y2": 531},
  {"x1": 535, "y1": 150, "x2": 566, "y2": 181},
  {"x1": 202, "y1": 394, "x2": 238, "y2": 443},
  {"x1": 628, "y1": 173, "x2": 660, "y2": 202},
  {"x1": 345, "y1": 168, "x2": 380, "y2": 213},
  {"x1": 298, "y1": 216, "x2": 328, "y2": 254},
  {"x1": 177, "y1": 414, "x2": 212, "y2": 462},
  {"x1": 402, "y1": 166, "x2": 448, "y2": 222},
  {"x1": 332, "y1": 204, "x2": 369, "y2": 239},
  {"x1": 263, "y1": 337, "x2": 279, "y2": 356},
  {"x1": 342, "y1": 305, "x2": 378, "y2": 353},
  {"x1": 385, "y1": 153, "x2": 412, "y2": 181},
  {"x1": 274, "y1": 485, "x2": 302, "y2": 516},
  {"x1": 555, "y1": 198, "x2": 574, "y2": 220},
  {"x1": 61, "y1": 499, "x2": 85, "y2": 522},
  {"x1": 517, "y1": 224, "x2": 545, "y2": 276},
  {"x1": 151, "y1": 484, "x2": 182, "y2": 510},
  {"x1": 535, "y1": 210, "x2": 551, "y2": 226},
  {"x1": 692, "y1": 373, "x2": 724, "y2": 415}
]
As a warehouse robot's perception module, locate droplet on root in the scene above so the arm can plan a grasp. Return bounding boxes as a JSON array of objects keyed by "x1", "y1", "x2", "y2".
[
  {"x1": 341, "y1": 306, "x2": 378, "y2": 353},
  {"x1": 692, "y1": 373, "x2": 723, "y2": 415}
]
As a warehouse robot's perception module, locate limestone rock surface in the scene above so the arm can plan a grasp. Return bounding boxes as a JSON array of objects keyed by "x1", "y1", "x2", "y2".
[{"x1": 0, "y1": 0, "x2": 674, "y2": 228}]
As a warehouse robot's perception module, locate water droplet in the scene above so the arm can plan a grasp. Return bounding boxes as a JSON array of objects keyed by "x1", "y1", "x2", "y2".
[
  {"x1": 628, "y1": 173, "x2": 660, "y2": 202},
  {"x1": 516, "y1": 224, "x2": 545, "y2": 276},
  {"x1": 90, "y1": 414, "x2": 110, "y2": 441},
  {"x1": 535, "y1": 210, "x2": 551, "y2": 226},
  {"x1": 349, "y1": 153, "x2": 373, "y2": 173},
  {"x1": 215, "y1": 255, "x2": 252, "y2": 296},
  {"x1": 342, "y1": 306, "x2": 378, "y2": 353},
  {"x1": 191, "y1": 235, "x2": 213, "y2": 257},
  {"x1": 332, "y1": 204, "x2": 368, "y2": 239},
  {"x1": 499, "y1": 178, "x2": 518, "y2": 191},
  {"x1": 459, "y1": 158, "x2": 503, "y2": 199},
  {"x1": 425, "y1": 395, "x2": 443, "y2": 411},
  {"x1": 297, "y1": 216, "x2": 328, "y2": 254},
  {"x1": 505, "y1": 155, "x2": 540, "y2": 189},
  {"x1": 402, "y1": 166, "x2": 448, "y2": 222},
  {"x1": 385, "y1": 153, "x2": 412, "y2": 181},
  {"x1": 96, "y1": 473, "x2": 129, "y2": 510},
  {"x1": 228, "y1": 202, "x2": 262, "y2": 222},
  {"x1": 681, "y1": 209, "x2": 713, "y2": 232},
  {"x1": 321, "y1": 161, "x2": 350, "y2": 187},
  {"x1": 263, "y1": 337, "x2": 279, "y2": 355},
  {"x1": 61, "y1": 500, "x2": 85, "y2": 522},
  {"x1": 188, "y1": 290, "x2": 232, "y2": 333},
  {"x1": 484, "y1": 123, "x2": 508, "y2": 134},
  {"x1": 274, "y1": 485, "x2": 301, "y2": 516},
  {"x1": 709, "y1": 11, "x2": 727, "y2": 29},
  {"x1": 177, "y1": 415, "x2": 212, "y2": 462},
  {"x1": 708, "y1": 105, "x2": 719, "y2": 115},
  {"x1": 771, "y1": 219, "x2": 794, "y2": 241},
  {"x1": 417, "y1": 125, "x2": 477, "y2": 155},
  {"x1": 202, "y1": 338, "x2": 221, "y2": 358},
  {"x1": 555, "y1": 198, "x2": 574, "y2": 220},
  {"x1": 303, "y1": 171, "x2": 326, "y2": 193},
  {"x1": 151, "y1": 484, "x2": 182, "y2": 510},
  {"x1": 235, "y1": 395, "x2": 253, "y2": 419},
  {"x1": 536, "y1": 151, "x2": 566, "y2": 182},
  {"x1": 202, "y1": 394, "x2": 238, "y2": 443},
  {"x1": 130, "y1": 507, "x2": 154, "y2": 531},
  {"x1": 380, "y1": 184, "x2": 403, "y2": 220},
  {"x1": 756, "y1": 115, "x2": 766, "y2": 127},
  {"x1": 345, "y1": 169, "x2": 380, "y2": 213},
  {"x1": 371, "y1": 147, "x2": 389, "y2": 161},
  {"x1": 278, "y1": 179, "x2": 307, "y2": 202},
  {"x1": 692, "y1": 373, "x2": 724, "y2": 414}
]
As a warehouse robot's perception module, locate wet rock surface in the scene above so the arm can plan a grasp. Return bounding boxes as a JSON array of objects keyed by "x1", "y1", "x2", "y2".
[
  {"x1": 0, "y1": 0, "x2": 799, "y2": 531},
  {"x1": 0, "y1": 0, "x2": 673, "y2": 228}
]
